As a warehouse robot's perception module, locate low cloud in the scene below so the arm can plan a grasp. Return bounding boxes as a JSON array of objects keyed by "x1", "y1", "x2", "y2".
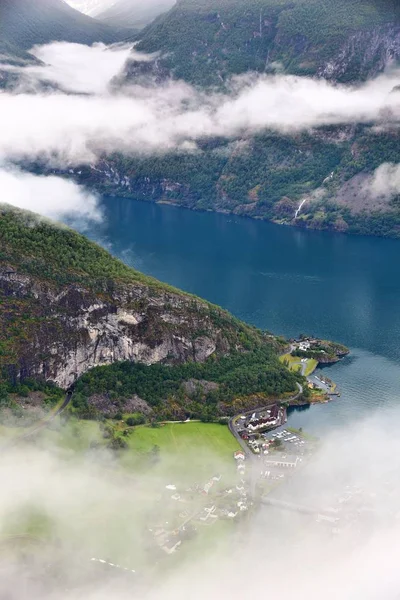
[
  {"x1": 66, "y1": 0, "x2": 116, "y2": 17},
  {"x1": 0, "y1": 165, "x2": 102, "y2": 224},
  {"x1": 1, "y1": 41, "x2": 400, "y2": 221},
  {"x1": 1, "y1": 52, "x2": 400, "y2": 167},
  {"x1": 369, "y1": 162, "x2": 400, "y2": 198},
  {"x1": 4, "y1": 42, "x2": 154, "y2": 95},
  {"x1": 1, "y1": 409, "x2": 400, "y2": 599}
]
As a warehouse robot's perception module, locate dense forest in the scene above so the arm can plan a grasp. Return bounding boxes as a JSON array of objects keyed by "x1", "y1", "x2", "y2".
[
  {"x1": 0, "y1": 206, "x2": 182, "y2": 292},
  {"x1": 134, "y1": 0, "x2": 400, "y2": 85},
  {"x1": 73, "y1": 346, "x2": 302, "y2": 421}
]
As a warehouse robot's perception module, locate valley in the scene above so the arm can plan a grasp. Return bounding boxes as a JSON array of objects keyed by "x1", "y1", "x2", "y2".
[{"x1": 1, "y1": 0, "x2": 400, "y2": 596}]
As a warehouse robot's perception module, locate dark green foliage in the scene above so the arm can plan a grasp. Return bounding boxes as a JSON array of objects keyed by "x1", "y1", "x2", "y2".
[
  {"x1": 126, "y1": 414, "x2": 146, "y2": 426},
  {"x1": 135, "y1": 0, "x2": 400, "y2": 85},
  {"x1": 0, "y1": 205, "x2": 179, "y2": 292},
  {"x1": 107, "y1": 436, "x2": 128, "y2": 450},
  {"x1": 74, "y1": 346, "x2": 300, "y2": 419}
]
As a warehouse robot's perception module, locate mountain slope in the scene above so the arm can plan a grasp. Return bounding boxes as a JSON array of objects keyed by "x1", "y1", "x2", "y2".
[
  {"x1": 133, "y1": 0, "x2": 400, "y2": 85},
  {"x1": 0, "y1": 0, "x2": 132, "y2": 53},
  {"x1": 66, "y1": 0, "x2": 116, "y2": 17},
  {"x1": 0, "y1": 205, "x2": 294, "y2": 397},
  {"x1": 79, "y1": 0, "x2": 400, "y2": 239},
  {"x1": 98, "y1": 0, "x2": 175, "y2": 30}
]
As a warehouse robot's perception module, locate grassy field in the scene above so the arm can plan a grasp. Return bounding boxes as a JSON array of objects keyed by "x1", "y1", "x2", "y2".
[
  {"x1": 120, "y1": 421, "x2": 240, "y2": 481},
  {"x1": 280, "y1": 354, "x2": 318, "y2": 377},
  {"x1": 303, "y1": 359, "x2": 318, "y2": 376},
  {"x1": 126, "y1": 422, "x2": 239, "y2": 456},
  {"x1": 0, "y1": 418, "x2": 242, "y2": 571}
]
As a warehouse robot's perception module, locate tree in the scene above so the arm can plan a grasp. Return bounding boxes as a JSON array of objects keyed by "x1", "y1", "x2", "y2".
[
  {"x1": 151, "y1": 445, "x2": 160, "y2": 457},
  {"x1": 0, "y1": 384, "x2": 9, "y2": 406}
]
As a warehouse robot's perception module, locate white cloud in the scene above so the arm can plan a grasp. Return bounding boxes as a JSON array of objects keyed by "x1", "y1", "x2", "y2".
[
  {"x1": 28, "y1": 42, "x2": 134, "y2": 94},
  {"x1": 4, "y1": 42, "x2": 154, "y2": 95},
  {"x1": 0, "y1": 55, "x2": 399, "y2": 167},
  {"x1": 369, "y1": 162, "x2": 400, "y2": 198},
  {"x1": 0, "y1": 165, "x2": 101, "y2": 223},
  {"x1": 2, "y1": 409, "x2": 400, "y2": 599}
]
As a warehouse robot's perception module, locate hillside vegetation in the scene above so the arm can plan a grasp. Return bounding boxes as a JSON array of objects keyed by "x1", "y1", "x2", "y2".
[
  {"x1": 0, "y1": 206, "x2": 300, "y2": 419},
  {"x1": 73, "y1": 0, "x2": 400, "y2": 239},
  {"x1": 73, "y1": 346, "x2": 300, "y2": 421},
  {"x1": 134, "y1": 0, "x2": 400, "y2": 85},
  {"x1": 0, "y1": 0, "x2": 133, "y2": 68}
]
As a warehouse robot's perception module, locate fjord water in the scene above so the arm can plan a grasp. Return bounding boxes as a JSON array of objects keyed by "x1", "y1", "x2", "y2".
[{"x1": 88, "y1": 197, "x2": 400, "y2": 434}]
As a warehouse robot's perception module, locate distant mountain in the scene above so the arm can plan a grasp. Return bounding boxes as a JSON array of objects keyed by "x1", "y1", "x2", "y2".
[
  {"x1": 134, "y1": 0, "x2": 400, "y2": 85},
  {"x1": 97, "y1": 0, "x2": 176, "y2": 30},
  {"x1": 0, "y1": 0, "x2": 132, "y2": 55},
  {"x1": 80, "y1": 0, "x2": 400, "y2": 239},
  {"x1": 66, "y1": 0, "x2": 116, "y2": 17}
]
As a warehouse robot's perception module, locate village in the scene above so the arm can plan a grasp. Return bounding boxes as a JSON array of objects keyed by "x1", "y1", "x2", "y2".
[
  {"x1": 143, "y1": 341, "x2": 350, "y2": 560},
  {"x1": 146, "y1": 412, "x2": 319, "y2": 558},
  {"x1": 146, "y1": 466, "x2": 252, "y2": 557}
]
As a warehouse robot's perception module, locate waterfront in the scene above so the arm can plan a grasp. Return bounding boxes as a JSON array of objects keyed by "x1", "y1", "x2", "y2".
[{"x1": 86, "y1": 196, "x2": 400, "y2": 434}]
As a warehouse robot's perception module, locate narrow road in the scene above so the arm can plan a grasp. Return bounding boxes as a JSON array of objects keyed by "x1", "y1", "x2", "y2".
[
  {"x1": 228, "y1": 382, "x2": 303, "y2": 497},
  {"x1": 228, "y1": 382, "x2": 303, "y2": 457}
]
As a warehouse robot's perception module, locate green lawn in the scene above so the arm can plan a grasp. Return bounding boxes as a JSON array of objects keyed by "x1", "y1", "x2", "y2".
[
  {"x1": 280, "y1": 353, "x2": 302, "y2": 372},
  {"x1": 126, "y1": 422, "x2": 239, "y2": 456},
  {"x1": 304, "y1": 359, "x2": 318, "y2": 376},
  {"x1": 0, "y1": 418, "x2": 243, "y2": 572},
  {"x1": 280, "y1": 354, "x2": 318, "y2": 376},
  {"x1": 120, "y1": 421, "x2": 240, "y2": 480}
]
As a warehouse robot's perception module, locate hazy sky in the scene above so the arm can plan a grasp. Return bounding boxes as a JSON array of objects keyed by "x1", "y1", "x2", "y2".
[
  {"x1": 66, "y1": 0, "x2": 176, "y2": 18},
  {"x1": 66, "y1": 0, "x2": 116, "y2": 17}
]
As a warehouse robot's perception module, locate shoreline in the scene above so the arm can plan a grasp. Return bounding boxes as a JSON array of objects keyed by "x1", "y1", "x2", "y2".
[{"x1": 90, "y1": 188, "x2": 400, "y2": 242}]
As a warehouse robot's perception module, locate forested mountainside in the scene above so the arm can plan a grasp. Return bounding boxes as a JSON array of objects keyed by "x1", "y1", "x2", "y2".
[
  {"x1": 74, "y1": 0, "x2": 400, "y2": 238},
  {"x1": 98, "y1": 0, "x2": 176, "y2": 30},
  {"x1": 0, "y1": 0, "x2": 135, "y2": 89},
  {"x1": 0, "y1": 0, "x2": 132, "y2": 59},
  {"x1": 133, "y1": 0, "x2": 400, "y2": 85},
  {"x1": 0, "y1": 206, "x2": 299, "y2": 419}
]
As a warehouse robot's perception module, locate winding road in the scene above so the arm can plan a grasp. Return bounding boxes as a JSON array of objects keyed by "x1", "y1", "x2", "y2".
[
  {"x1": 228, "y1": 382, "x2": 303, "y2": 458},
  {"x1": 228, "y1": 382, "x2": 304, "y2": 497}
]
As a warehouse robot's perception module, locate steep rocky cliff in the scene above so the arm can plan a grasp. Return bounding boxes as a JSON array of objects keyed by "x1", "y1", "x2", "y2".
[{"x1": 0, "y1": 206, "x2": 274, "y2": 389}]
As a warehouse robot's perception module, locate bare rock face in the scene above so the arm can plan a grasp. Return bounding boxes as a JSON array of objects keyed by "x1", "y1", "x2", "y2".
[
  {"x1": 0, "y1": 267, "x2": 238, "y2": 389},
  {"x1": 87, "y1": 393, "x2": 152, "y2": 417},
  {"x1": 319, "y1": 25, "x2": 400, "y2": 81}
]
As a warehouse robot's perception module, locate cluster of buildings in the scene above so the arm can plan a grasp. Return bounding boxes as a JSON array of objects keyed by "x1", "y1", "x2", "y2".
[
  {"x1": 246, "y1": 406, "x2": 281, "y2": 432},
  {"x1": 148, "y1": 465, "x2": 253, "y2": 557},
  {"x1": 150, "y1": 526, "x2": 185, "y2": 555},
  {"x1": 236, "y1": 405, "x2": 286, "y2": 448}
]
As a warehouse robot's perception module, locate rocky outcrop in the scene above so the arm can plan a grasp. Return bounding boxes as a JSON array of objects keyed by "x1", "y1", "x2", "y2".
[
  {"x1": 0, "y1": 266, "x2": 241, "y2": 389},
  {"x1": 319, "y1": 25, "x2": 400, "y2": 81}
]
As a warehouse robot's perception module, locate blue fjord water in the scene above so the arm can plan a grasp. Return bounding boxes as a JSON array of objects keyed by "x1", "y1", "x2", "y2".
[{"x1": 86, "y1": 196, "x2": 400, "y2": 434}]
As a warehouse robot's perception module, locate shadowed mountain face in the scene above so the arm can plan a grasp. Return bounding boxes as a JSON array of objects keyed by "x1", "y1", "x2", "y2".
[
  {"x1": 97, "y1": 0, "x2": 176, "y2": 30},
  {"x1": 0, "y1": 0, "x2": 132, "y2": 55}
]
